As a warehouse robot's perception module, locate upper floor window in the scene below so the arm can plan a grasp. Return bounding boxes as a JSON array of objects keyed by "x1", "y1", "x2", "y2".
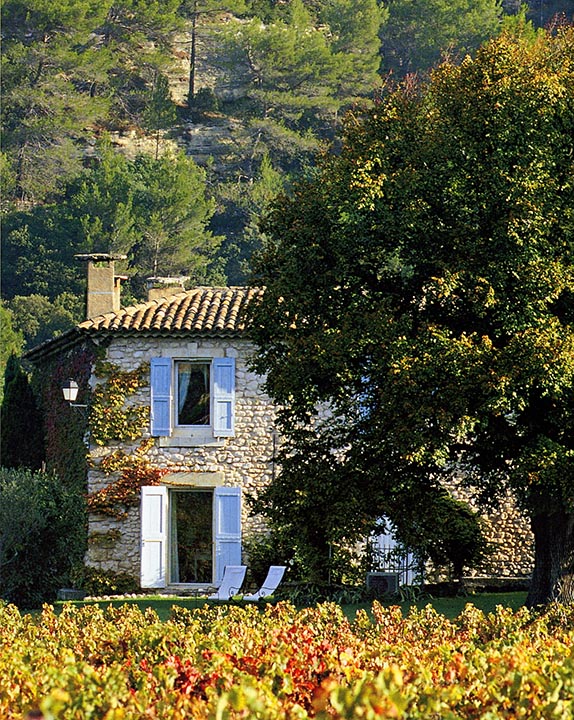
[
  {"x1": 150, "y1": 356, "x2": 235, "y2": 438},
  {"x1": 177, "y1": 361, "x2": 209, "y2": 426}
]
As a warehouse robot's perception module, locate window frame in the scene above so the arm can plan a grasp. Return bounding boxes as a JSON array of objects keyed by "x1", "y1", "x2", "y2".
[
  {"x1": 140, "y1": 484, "x2": 242, "y2": 588},
  {"x1": 150, "y1": 356, "x2": 235, "y2": 440}
]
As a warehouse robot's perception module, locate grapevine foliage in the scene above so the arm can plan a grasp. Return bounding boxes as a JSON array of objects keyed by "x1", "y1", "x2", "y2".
[{"x1": 2, "y1": 600, "x2": 573, "y2": 718}]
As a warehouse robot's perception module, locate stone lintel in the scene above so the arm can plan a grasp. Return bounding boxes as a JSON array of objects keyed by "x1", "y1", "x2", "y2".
[{"x1": 162, "y1": 471, "x2": 224, "y2": 487}]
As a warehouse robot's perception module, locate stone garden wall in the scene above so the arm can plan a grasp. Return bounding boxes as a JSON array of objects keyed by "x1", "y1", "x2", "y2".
[{"x1": 457, "y1": 487, "x2": 534, "y2": 580}]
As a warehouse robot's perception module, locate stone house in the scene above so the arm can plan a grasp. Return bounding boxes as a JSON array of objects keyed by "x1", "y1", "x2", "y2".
[
  {"x1": 26, "y1": 254, "x2": 534, "y2": 593},
  {"x1": 26, "y1": 255, "x2": 274, "y2": 592}
]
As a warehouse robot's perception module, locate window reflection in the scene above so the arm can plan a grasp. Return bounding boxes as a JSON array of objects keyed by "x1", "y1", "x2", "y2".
[{"x1": 177, "y1": 362, "x2": 210, "y2": 425}]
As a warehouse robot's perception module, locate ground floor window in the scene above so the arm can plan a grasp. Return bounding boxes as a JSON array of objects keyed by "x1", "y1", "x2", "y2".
[{"x1": 140, "y1": 485, "x2": 241, "y2": 589}]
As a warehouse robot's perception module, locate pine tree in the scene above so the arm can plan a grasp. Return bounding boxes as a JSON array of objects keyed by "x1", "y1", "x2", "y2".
[
  {"x1": 0, "y1": 354, "x2": 45, "y2": 470},
  {"x1": 141, "y1": 72, "x2": 178, "y2": 159}
]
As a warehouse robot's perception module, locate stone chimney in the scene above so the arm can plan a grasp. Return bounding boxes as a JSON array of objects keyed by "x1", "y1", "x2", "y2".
[
  {"x1": 146, "y1": 276, "x2": 189, "y2": 302},
  {"x1": 75, "y1": 253, "x2": 127, "y2": 319}
]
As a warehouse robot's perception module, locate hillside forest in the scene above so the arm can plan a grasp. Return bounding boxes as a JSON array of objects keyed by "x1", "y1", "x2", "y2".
[{"x1": 2, "y1": 0, "x2": 573, "y2": 362}]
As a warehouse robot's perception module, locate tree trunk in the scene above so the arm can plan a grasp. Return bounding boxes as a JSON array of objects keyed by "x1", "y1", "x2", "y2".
[
  {"x1": 187, "y1": 3, "x2": 198, "y2": 107},
  {"x1": 526, "y1": 510, "x2": 574, "y2": 607}
]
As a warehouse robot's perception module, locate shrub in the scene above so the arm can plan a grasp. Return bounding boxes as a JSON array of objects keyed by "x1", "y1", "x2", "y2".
[
  {"x1": 69, "y1": 565, "x2": 140, "y2": 597},
  {"x1": 191, "y1": 87, "x2": 219, "y2": 116},
  {"x1": 0, "y1": 468, "x2": 86, "y2": 607},
  {"x1": 242, "y1": 531, "x2": 294, "y2": 587},
  {"x1": 426, "y1": 494, "x2": 490, "y2": 580},
  {"x1": 395, "y1": 491, "x2": 490, "y2": 583}
]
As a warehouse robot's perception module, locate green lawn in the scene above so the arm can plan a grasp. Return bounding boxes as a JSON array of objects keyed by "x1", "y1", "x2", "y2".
[
  {"x1": 51, "y1": 591, "x2": 528, "y2": 622},
  {"x1": 346, "y1": 591, "x2": 528, "y2": 621}
]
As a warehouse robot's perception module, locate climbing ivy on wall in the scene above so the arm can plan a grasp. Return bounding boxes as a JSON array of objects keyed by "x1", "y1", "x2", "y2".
[
  {"x1": 87, "y1": 442, "x2": 167, "y2": 519},
  {"x1": 31, "y1": 349, "x2": 167, "y2": 590},
  {"x1": 26, "y1": 342, "x2": 97, "y2": 596},
  {"x1": 34, "y1": 343, "x2": 96, "y2": 492},
  {"x1": 86, "y1": 362, "x2": 169, "y2": 519},
  {"x1": 89, "y1": 361, "x2": 150, "y2": 445}
]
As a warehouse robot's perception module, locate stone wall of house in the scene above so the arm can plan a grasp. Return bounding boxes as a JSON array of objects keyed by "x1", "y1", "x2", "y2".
[
  {"x1": 448, "y1": 484, "x2": 534, "y2": 581},
  {"x1": 85, "y1": 335, "x2": 275, "y2": 580}
]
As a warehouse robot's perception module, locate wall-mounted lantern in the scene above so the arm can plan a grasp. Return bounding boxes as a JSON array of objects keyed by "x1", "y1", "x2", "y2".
[{"x1": 62, "y1": 379, "x2": 87, "y2": 409}]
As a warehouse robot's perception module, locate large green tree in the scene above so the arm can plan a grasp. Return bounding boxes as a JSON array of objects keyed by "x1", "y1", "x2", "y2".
[
  {"x1": 248, "y1": 25, "x2": 574, "y2": 604},
  {"x1": 127, "y1": 151, "x2": 224, "y2": 289}
]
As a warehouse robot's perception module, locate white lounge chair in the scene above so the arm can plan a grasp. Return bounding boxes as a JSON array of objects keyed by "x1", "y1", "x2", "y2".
[
  {"x1": 242, "y1": 565, "x2": 286, "y2": 601},
  {"x1": 208, "y1": 565, "x2": 247, "y2": 600}
]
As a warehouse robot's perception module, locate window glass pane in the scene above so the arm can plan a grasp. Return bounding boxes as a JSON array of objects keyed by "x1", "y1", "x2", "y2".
[
  {"x1": 170, "y1": 490, "x2": 213, "y2": 584},
  {"x1": 177, "y1": 362, "x2": 210, "y2": 425}
]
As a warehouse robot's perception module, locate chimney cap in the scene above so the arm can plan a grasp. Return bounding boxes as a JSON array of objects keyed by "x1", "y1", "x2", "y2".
[
  {"x1": 74, "y1": 253, "x2": 127, "y2": 262},
  {"x1": 146, "y1": 276, "x2": 190, "y2": 288}
]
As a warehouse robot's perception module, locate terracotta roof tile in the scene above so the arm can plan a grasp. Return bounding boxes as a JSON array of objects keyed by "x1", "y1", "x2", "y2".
[
  {"x1": 25, "y1": 286, "x2": 264, "y2": 363},
  {"x1": 78, "y1": 286, "x2": 262, "y2": 335}
]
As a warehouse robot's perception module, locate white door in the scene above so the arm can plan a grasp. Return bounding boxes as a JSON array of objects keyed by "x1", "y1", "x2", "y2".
[
  {"x1": 213, "y1": 486, "x2": 242, "y2": 583},
  {"x1": 140, "y1": 486, "x2": 168, "y2": 588}
]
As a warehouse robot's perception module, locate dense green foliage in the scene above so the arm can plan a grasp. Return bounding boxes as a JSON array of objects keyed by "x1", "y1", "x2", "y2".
[
  {"x1": 2, "y1": 143, "x2": 222, "y2": 307},
  {"x1": 0, "y1": 305, "x2": 23, "y2": 403},
  {"x1": 0, "y1": 354, "x2": 44, "y2": 470},
  {"x1": 0, "y1": 0, "x2": 182, "y2": 202},
  {"x1": 2, "y1": 0, "x2": 546, "y2": 338},
  {"x1": 7, "y1": 294, "x2": 82, "y2": 350},
  {"x1": 248, "y1": 25, "x2": 574, "y2": 604},
  {"x1": 382, "y1": 0, "x2": 503, "y2": 77},
  {"x1": 0, "y1": 468, "x2": 86, "y2": 608},
  {"x1": 2, "y1": 600, "x2": 573, "y2": 717}
]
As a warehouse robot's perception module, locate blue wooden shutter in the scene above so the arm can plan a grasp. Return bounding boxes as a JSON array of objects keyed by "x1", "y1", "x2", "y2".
[
  {"x1": 150, "y1": 357, "x2": 172, "y2": 436},
  {"x1": 212, "y1": 357, "x2": 235, "y2": 437},
  {"x1": 140, "y1": 485, "x2": 168, "y2": 588},
  {"x1": 213, "y1": 486, "x2": 242, "y2": 582}
]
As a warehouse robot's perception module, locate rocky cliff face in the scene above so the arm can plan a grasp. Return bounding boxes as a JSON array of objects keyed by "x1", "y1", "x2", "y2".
[{"x1": 101, "y1": 16, "x2": 252, "y2": 178}]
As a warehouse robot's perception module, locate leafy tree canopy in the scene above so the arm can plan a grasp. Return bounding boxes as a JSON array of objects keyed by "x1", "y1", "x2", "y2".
[
  {"x1": 248, "y1": 25, "x2": 574, "y2": 603},
  {"x1": 7, "y1": 294, "x2": 82, "y2": 349},
  {"x1": 0, "y1": 305, "x2": 24, "y2": 403}
]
